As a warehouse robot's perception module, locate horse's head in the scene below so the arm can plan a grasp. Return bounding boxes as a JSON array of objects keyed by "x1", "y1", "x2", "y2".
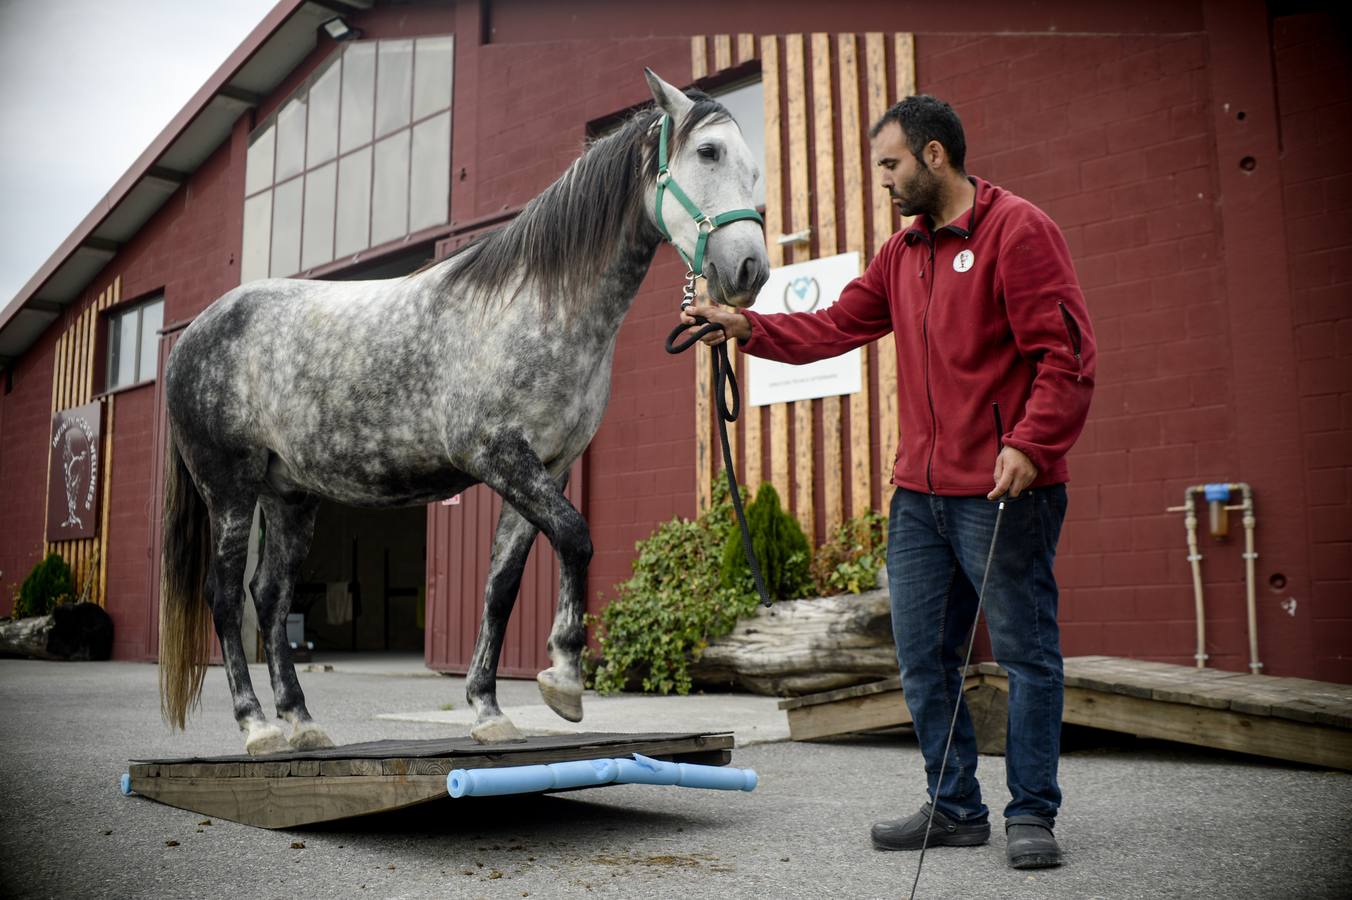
[{"x1": 644, "y1": 69, "x2": 770, "y2": 308}]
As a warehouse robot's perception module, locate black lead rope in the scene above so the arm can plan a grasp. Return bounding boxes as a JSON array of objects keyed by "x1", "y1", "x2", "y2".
[{"x1": 665, "y1": 316, "x2": 772, "y2": 608}]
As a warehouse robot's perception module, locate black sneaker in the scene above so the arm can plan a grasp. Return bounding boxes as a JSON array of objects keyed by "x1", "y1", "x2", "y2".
[
  {"x1": 1005, "y1": 817, "x2": 1062, "y2": 869},
  {"x1": 871, "y1": 803, "x2": 991, "y2": 851}
]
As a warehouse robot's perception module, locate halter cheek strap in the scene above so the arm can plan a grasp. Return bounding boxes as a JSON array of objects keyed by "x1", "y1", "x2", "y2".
[{"x1": 653, "y1": 114, "x2": 764, "y2": 277}]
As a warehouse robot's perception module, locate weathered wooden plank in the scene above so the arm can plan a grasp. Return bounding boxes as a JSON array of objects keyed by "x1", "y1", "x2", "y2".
[
  {"x1": 165, "y1": 763, "x2": 242, "y2": 779},
  {"x1": 130, "y1": 774, "x2": 449, "y2": 830},
  {"x1": 380, "y1": 735, "x2": 737, "y2": 777},
  {"x1": 290, "y1": 760, "x2": 320, "y2": 777},
  {"x1": 241, "y1": 761, "x2": 292, "y2": 778},
  {"x1": 779, "y1": 676, "x2": 902, "y2": 710},
  {"x1": 1057, "y1": 686, "x2": 1352, "y2": 772},
  {"x1": 320, "y1": 759, "x2": 384, "y2": 777},
  {"x1": 786, "y1": 688, "x2": 911, "y2": 741}
]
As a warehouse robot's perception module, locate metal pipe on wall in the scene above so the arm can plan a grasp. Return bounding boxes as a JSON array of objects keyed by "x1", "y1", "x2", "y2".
[{"x1": 1166, "y1": 483, "x2": 1259, "y2": 673}]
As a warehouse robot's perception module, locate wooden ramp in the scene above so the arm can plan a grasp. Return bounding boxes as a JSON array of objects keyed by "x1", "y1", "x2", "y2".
[
  {"x1": 128, "y1": 731, "x2": 733, "y2": 829},
  {"x1": 778, "y1": 656, "x2": 1352, "y2": 771}
]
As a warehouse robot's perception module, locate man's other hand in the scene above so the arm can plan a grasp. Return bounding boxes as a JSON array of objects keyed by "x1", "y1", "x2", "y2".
[
  {"x1": 680, "y1": 302, "x2": 752, "y2": 345},
  {"x1": 989, "y1": 445, "x2": 1038, "y2": 500}
]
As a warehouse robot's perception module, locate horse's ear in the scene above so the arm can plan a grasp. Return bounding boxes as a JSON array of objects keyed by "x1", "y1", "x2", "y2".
[{"x1": 644, "y1": 67, "x2": 695, "y2": 122}]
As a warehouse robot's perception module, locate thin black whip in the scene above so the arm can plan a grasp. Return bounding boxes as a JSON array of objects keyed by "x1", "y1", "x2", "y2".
[{"x1": 665, "y1": 317, "x2": 772, "y2": 608}]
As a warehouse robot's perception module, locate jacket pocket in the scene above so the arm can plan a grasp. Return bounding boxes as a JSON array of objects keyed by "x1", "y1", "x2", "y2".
[{"x1": 1058, "y1": 301, "x2": 1084, "y2": 383}]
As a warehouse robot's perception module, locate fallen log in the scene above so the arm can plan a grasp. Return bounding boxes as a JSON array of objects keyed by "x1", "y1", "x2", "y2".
[
  {"x1": 692, "y1": 587, "x2": 899, "y2": 696},
  {"x1": 0, "y1": 602, "x2": 113, "y2": 661}
]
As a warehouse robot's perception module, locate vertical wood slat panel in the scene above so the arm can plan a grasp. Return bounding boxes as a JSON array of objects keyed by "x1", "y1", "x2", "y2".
[
  {"x1": 838, "y1": 34, "x2": 874, "y2": 520},
  {"x1": 736, "y1": 34, "x2": 755, "y2": 64},
  {"x1": 811, "y1": 33, "x2": 844, "y2": 538},
  {"x1": 746, "y1": 35, "x2": 781, "y2": 495},
  {"x1": 877, "y1": 34, "x2": 916, "y2": 511},
  {"x1": 691, "y1": 36, "x2": 708, "y2": 79},
  {"x1": 773, "y1": 33, "x2": 806, "y2": 520},
  {"x1": 789, "y1": 34, "x2": 817, "y2": 539},
  {"x1": 713, "y1": 35, "x2": 731, "y2": 72},
  {"x1": 691, "y1": 39, "x2": 710, "y2": 508},
  {"x1": 851, "y1": 32, "x2": 894, "y2": 518}
]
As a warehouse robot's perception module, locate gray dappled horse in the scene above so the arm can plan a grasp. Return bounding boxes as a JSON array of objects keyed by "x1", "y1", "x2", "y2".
[{"x1": 159, "y1": 70, "x2": 770, "y2": 755}]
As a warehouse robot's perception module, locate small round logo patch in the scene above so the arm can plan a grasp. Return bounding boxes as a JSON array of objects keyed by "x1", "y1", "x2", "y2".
[
  {"x1": 783, "y1": 275, "x2": 821, "y2": 313},
  {"x1": 953, "y1": 249, "x2": 975, "y2": 273}
]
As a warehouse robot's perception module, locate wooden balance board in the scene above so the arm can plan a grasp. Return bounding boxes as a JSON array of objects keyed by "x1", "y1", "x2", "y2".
[{"x1": 127, "y1": 731, "x2": 734, "y2": 829}]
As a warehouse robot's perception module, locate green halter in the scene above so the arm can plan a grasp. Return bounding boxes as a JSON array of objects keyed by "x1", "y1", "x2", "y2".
[{"x1": 654, "y1": 113, "x2": 764, "y2": 278}]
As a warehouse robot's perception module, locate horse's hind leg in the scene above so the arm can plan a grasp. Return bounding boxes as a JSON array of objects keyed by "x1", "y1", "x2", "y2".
[
  {"x1": 478, "y1": 437, "x2": 590, "y2": 727},
  {"x1": 252, "y1": 493, "x2": 334, "y2": 749},
  {"x1": 465, "y1": 503, "x2": 539, "y2": 742},
  {"x1": 203, "y1": 490, "x2": 291, "y2": 755}
]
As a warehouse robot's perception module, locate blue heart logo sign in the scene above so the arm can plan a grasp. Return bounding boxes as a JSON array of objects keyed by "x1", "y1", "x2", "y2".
[{"x1": 784, "y1": 275, "x2": 821, "y2": 312}]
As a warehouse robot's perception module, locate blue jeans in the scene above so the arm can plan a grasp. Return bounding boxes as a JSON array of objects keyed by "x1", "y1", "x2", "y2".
[{"x1": 886, "y1": 485, "x2": 1067, "y2": 826}]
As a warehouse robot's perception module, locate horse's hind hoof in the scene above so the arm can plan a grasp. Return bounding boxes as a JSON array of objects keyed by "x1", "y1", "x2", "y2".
[
  {"x1": 470, "y1": 716, "x2": 525, "y2": 744},
  {"x1": 245, "y1": 723, "x2": 291, "y2": 756},
  {"x1": 537, "y1": 667, "x2": 584, "y2": 723},
  {"x1": 289, "y1": 722, "x2": 335, "y2": 750}
]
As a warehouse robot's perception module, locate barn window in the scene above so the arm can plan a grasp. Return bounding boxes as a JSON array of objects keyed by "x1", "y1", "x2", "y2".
[
  {"x1": 241, "y1": 35, "x2": 455, "y2": 283},
  {"x1": 713, "y1": 78, "x2": 766, "y2": 209},
  {"x1": 106, "y1": 296, "x2": 164, "y2": 390}
]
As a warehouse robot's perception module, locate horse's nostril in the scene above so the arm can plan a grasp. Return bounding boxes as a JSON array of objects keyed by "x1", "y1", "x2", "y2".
[{"x1": 739, "y1": 257, "x2": 766, "y2": 292}]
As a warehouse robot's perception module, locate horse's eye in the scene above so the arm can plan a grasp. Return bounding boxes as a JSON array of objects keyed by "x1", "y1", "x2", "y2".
[{"x1": 697, "y1": 145, "x2": 719, "y2": 161}]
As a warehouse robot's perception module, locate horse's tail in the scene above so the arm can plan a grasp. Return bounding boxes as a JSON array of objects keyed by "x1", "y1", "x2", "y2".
[{"x1": 158, "y1": 429, "x2": 214, "y2": 730}]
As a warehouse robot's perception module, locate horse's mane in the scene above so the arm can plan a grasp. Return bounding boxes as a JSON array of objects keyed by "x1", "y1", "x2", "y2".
[{"x1": 430, "y1": 92, "x2": 732, "y2": 316}]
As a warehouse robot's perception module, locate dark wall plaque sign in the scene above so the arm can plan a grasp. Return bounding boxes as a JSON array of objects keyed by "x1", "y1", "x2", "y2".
[{"x1": 46, "y1": 401, "x2": 104, "y2": 541}]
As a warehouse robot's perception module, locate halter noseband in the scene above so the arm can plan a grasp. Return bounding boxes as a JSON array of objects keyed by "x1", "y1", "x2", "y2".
[{"x1": 653, "y1": 113, "x2": 764, "y2": 280}]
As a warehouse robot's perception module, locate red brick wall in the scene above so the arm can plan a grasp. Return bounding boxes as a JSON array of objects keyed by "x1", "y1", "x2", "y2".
[
  {"x1": 915, "y1": 29, "x2": 1307, "y2": 673},
  {"x1": 0, "y1": 327, "x2": 60, "y2": 611},
  {"x1": 1275, "y1": 11, "x2": 1352, "y2": 682}
]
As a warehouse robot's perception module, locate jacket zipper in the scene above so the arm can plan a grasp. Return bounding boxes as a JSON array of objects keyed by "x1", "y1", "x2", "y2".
[
  {"x1": 1058, "y1": 301, "x2": 1084, "y2": 383},
  {"x1": 922, "y1": 236, "x2": 938, "y2": 494}
]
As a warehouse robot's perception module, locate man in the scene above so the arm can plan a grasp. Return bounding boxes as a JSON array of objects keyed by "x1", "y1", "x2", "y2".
[{"x1": 681, "y1": 95, "x2": 1095, "y2": 870}]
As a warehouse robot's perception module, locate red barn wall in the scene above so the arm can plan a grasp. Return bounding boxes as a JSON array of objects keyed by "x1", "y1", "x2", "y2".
[
  {"x1": 1, "y1": 0, "x2": 1346, "y2": 681},
  {"x1": 1274, "y1": 9, "x2": 1352, "y2": 682}
]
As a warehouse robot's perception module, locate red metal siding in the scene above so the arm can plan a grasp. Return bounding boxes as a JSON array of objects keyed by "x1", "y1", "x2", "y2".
[
  {"x1": 425, "y1": 462, "x2": 582, "y2": 676},
  {"x1": 1, "y1": 0, "x2": 1347, "y2": 683},
  {"x1": 1275, "y1": 10, "x2": 1352, "y2": 683}
]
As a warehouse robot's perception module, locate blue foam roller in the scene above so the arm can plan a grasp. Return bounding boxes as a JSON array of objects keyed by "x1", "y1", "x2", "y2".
[
  {"x1": 617, "y1": 753, "x2": 758, "y2": 791},
  {"x1": 119, "y1": 773, "x2": 132, "y2": 796},
  {"x1": 447, "y1": 757, "x2": 617, "y2": 798}
]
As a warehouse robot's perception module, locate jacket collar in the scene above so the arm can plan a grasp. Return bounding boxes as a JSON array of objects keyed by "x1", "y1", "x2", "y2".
[{"x1": 902, "y1": 176, "x2": 990, "y2": 245}]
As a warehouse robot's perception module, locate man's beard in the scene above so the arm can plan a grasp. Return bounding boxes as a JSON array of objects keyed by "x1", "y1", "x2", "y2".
[{"x1": 890, "y1": 164, "x2": 943, "y2": 219}]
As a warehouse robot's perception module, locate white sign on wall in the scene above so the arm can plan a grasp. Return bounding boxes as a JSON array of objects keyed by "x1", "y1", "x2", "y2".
[{"x1": 746, "y1": 251, "x2": 863, "y2": 407}]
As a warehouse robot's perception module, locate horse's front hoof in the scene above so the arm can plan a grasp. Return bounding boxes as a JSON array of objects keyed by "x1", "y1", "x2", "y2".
[
  {"x1": 245, "y1": 723, "x2": 291, "y2": 756},
  {"x1": 289, "y1": 722, "x2": 335, "y2": 750},
  {"x1": 470, "y1": 715, "x2": 525, "y2": 743},
  {"x1": 537, "y1": 667, "x2": 584, "y2": 722}
]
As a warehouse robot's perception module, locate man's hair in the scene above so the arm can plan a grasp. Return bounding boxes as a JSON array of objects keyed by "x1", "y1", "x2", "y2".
[{"x1": 870, "y1": 95, "x2": 967, "y2": 173}]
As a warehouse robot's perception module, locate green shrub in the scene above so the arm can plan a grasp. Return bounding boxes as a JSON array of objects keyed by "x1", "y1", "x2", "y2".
[
  {"x1": 589, "y1": 482, "x2": 760, "y2": 695},
  {"x1": 811, "y1": 509, "x2": 888, "y2": 596},
  {"x1": 14, "y1": 553, "x2": 75, "y2": 619},
  {"x1": 718, "y1": 483, "x2": 813, "y2": 603}
]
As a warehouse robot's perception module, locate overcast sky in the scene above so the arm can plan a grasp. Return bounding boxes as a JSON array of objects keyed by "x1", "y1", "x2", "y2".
[{"x1": 0, "y1": 0, "x2": 279, "y2": 307}]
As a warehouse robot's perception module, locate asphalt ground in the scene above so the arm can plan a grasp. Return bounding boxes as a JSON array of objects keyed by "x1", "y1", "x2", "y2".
[{"x1": 0, "y1": 657, "x2": 1348, "y2": 899}]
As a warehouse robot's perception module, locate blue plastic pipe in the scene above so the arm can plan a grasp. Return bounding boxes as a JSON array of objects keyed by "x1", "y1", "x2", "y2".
[
  {"x1": 446, "y1": 753, "x2": 757, "y2": 798},
  {"x1": 119, "y1": 773, "x2": 133, "y2": 796}
]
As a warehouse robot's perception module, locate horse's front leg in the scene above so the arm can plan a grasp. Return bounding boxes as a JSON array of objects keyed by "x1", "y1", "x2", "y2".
[
  {"x1": 478, "y1": 437, "x2": 590, "y2": 729},
  {"x1": 465, "y1": 502, "x2": 539, "y2": 742}
]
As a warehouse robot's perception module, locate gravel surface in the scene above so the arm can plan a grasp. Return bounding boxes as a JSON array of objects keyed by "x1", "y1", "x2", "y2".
[{"x1": 1, "y1": 658, "x2": 1348, "y2": 899}]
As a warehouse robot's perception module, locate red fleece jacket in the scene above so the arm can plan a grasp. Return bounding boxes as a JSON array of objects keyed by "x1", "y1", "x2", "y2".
[{"x1": 741, "y1": 177, "x2": 1095, "y2": 496}]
